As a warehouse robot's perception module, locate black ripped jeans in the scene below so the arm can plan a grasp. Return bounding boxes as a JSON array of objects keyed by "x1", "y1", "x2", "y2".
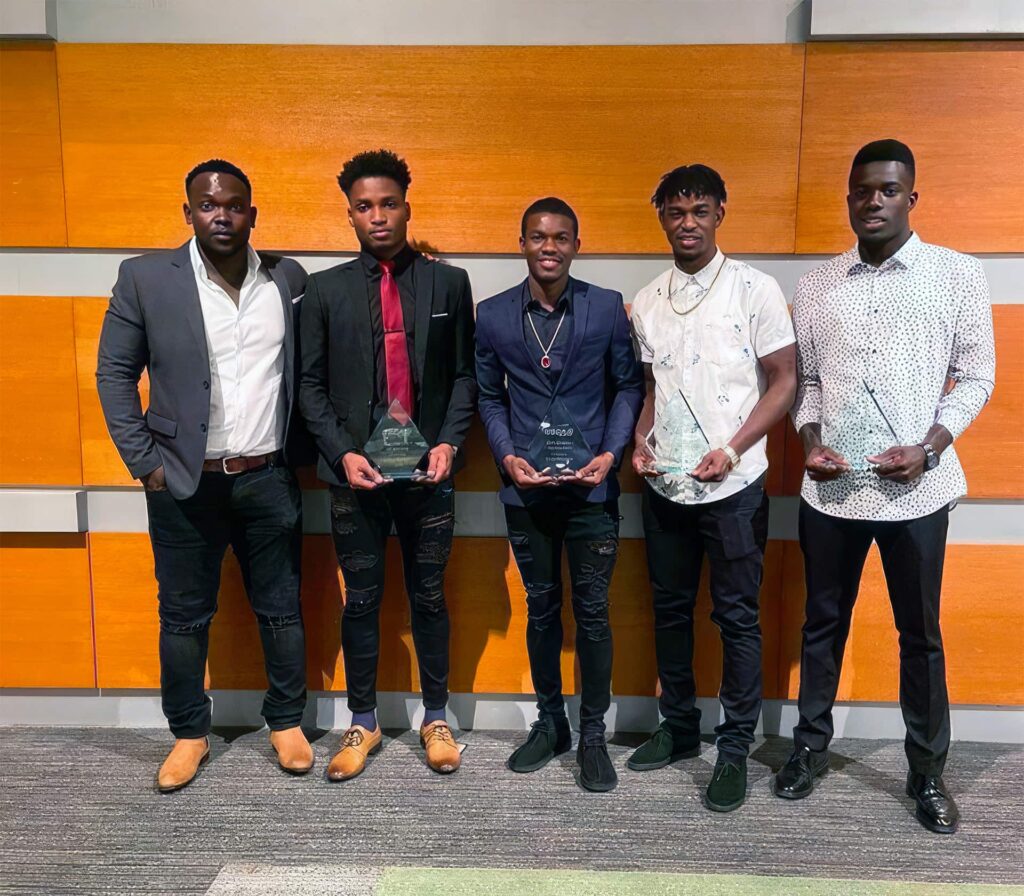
[
  {"x1": 329, "y1": 481, "x2": 455, "y2": 714},
  {"x1": 145, "y1": 463, "x2": 306, "y2": 739},
  {"x1": 504, "y1": 494, "x2": 619, "y2": 744}
]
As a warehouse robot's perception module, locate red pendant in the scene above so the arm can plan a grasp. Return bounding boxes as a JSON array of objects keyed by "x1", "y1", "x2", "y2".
[{"x1": 540, "y1": 355, "x2": 551, "y2": 369}]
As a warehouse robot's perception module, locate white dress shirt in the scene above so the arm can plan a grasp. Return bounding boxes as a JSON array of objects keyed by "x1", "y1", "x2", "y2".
[
  {"x1": 631, "y1": 250, "x2": 796, "y2": 504},
  {"x1": 189, "y1": 238, "x2": 287, "y2": 459},
  {"x1": 791, "y1": 233, "x2": 996, "y2": 521}
]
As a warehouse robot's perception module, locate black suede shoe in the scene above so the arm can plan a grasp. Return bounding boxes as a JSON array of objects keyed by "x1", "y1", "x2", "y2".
[
  {"x1": 507, "y1": 718, "x2": 572, "y2": 773},
  {"x1": 577, "y1": 742, "x2": 618, "y2": 792},
  {"x1": 626, "y1": 721, "x2": 701, "y2": 771},
  {"x1": 907, "y1": 772, "x2": 959, "y2": 834},
  {"x1": 772, "y1": 745, "x2": 829, "y2": 800},
  {"x1": 705, "y1": 755, "x2": 747, "y2": 812}
]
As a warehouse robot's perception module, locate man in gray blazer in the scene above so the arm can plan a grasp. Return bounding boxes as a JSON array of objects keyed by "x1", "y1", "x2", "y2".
[{"x1": 97, "y1": 160, "x2": 313, "y2": 792}]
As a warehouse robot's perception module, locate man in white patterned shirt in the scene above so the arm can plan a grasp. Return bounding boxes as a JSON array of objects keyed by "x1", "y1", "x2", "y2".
[{"x1": 774, "y1": 140, "x2": 996, "y2": 835}]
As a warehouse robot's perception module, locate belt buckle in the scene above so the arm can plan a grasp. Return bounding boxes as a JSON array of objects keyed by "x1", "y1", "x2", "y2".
[{"x1": 221, "y1": 456, "x2": 244, "y2": 475}]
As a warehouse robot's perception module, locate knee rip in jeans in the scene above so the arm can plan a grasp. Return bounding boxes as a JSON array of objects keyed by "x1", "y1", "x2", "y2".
[
  {"x1": 159, "y1": 618, "x2": 212, "y2": 635},
  {"x1": 574, "y1": 598, "x2": 611, "y2": 641},
  {"x1": 416, "y1": 536, "x2": 452, "y2": 567},
  {"x1": 342, "y1": 585, "x2": 381, "y2": 617},
  {"x1": 256, "y1": 612, "x2": 302, "y2": 631},
  {"x1": 331, "y1": 494, "x2": 358, "y2": 535},
  {"x1": 339, "y1": 549, "x2": 379, "y2": 572},
  {"x1": 574, "y1": 560, "x2": 612, "y2": 594},
  {"x1": 413, "y1": 572, "x2": 446, "y2": 613},
  {"x1": 525, "y1": 583, "x2": 561, "y2": 629}
]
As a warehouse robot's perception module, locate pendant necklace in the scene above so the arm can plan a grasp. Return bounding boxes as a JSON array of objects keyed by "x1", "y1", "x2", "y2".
[
  {"x1": 667, "y1": 255, "x2": 727, "y2": 315},
  {"x1": 527, "y1": 306, "x2": 568, "y2": 369}
]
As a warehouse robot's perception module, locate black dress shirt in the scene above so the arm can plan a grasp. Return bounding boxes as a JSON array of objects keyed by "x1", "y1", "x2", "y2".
[
  {"x1": 522, "y1": 280, "x2": 574, "y2": 386},
  {"x1": 360, "y1": 244, "x2": 419, "y2": 423}
]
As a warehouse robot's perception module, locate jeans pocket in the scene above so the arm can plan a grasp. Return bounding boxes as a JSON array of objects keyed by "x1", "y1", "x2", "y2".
[{"x1": 717, "y1": 514, "x2": 759, "y2": 561}]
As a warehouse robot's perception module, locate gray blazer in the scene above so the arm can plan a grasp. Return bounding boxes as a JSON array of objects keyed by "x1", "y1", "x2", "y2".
[{"x1": 96, "y1": 241, "x2": 309, "y2": 500}]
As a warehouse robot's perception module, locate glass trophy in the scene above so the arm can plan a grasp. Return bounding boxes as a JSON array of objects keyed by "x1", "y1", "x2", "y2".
[
  {"x1": 363, "y1": 399, "x2": 430, "y2": 481},
  {"x1": 526, "y1": 397, "x2": 594, "y2": 478},
  {"x1": 822, "y1": 380, "x2": 900, "y2": 471},
  {"x1": 646, "y1": 390, "x2": 710, "y2": 477}
]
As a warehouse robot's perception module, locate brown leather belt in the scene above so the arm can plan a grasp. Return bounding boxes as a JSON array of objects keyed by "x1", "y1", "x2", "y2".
[{"x1": 202, "y1": 452, "x2": 280, "y2": 475}]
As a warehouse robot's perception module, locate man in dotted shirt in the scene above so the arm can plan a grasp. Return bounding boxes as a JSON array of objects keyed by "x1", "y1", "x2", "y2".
[{"x1": 774, "y1": 140, "x2": 996, "y2": 834}]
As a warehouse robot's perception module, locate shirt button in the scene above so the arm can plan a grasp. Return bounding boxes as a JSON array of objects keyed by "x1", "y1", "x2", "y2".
[
  {"x1": 203, "y1": 380, "x2": 209, "y2": 390},
  {"x1": 200, "y1": 424, "x2": 207, "y2": 433}
]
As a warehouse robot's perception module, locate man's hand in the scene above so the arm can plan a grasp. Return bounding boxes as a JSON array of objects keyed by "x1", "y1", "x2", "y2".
[
  {"x1": 632, "y1": 439, "x2": 663, "y2": 478},
  {"x1": 140, "y1": 465, "x2": 167, "y2": 492},
  {"x1": 805, "y1": 444, "x2": 850, "y2": 481},
  {"x1": 503, "y1": 455, "x2": 556, "y2": 489},
  {"x1": 573, "y1": 452, "x2": 615, "y2": 487},
  {"x1": 691, "y1": 449, "x2": 733, "y2": 483},
  {"x1": 340, "y1": 452, "x2": 387, "y2": 490},
  {"x1": 422, "y1": 443, "x2": 456, "y2": 484},
  {"x1": 867, "y1": 445, "x2": 927, "y2": 483}
]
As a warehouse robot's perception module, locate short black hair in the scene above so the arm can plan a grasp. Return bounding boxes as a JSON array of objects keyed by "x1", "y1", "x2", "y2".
[
  {"x1": 520, "y1": 197, "x2": 579, "y2": 238},
  {"x1": 651, "y1": 164, "x2": 727, "y2": 211},
  {"x1": 185, "y1": 159, "x2": 251, "y2": 198},
  {"x1": 851, "y1": 139, "x2": 916, "y2": 181},
  {"x1": 337, "y1": 148, "x2": 412, "y2": 197}
]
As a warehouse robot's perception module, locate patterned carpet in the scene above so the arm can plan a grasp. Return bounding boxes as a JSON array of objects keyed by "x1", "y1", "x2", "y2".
[{"x1": 1, "y1": 728, "x2": 1021, "y2": 895}]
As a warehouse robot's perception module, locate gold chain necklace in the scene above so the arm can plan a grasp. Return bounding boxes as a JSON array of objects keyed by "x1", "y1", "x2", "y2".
[{"x1": 667, "y1": 255, "x2": 727, "y2": 315}]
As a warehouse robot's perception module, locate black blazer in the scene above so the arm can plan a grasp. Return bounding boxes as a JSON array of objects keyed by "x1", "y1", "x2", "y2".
[
  {"x1": 96, "y1": 241, "x2": 312, "y2": 500},
  {"x1": 299, "y1": 252, "x2": 477, "y2": 486}
]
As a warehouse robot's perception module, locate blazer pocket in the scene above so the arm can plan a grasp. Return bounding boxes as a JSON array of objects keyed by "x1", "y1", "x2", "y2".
[{"x1": 146, "y1": 411, "x2": 178, "y2": 438}]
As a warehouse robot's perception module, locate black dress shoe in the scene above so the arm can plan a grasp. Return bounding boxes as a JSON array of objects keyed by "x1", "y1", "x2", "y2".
[
  {"x1": 907, "y1": 772, "x2": 959, "y2": 834},
  {"x1": 507, "y1": 717, "x2": 571, "y2": 773},
  {"x1": 772, "y1": 745, "x2": 829, "y2": 800},
  {"x1": 577, "y1": 742, "x2": 618, "y2": 792},
  {"x1": 705, "y1": 755, "x2": 747, "y2": 812},
  {"x1": 626, "y1": 721, "x2": 701, "y2": 771}
]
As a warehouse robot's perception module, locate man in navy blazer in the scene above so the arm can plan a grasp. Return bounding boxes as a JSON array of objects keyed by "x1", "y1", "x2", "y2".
[{"x1": 476, "y1": 197, "x2": 643, "y2": 792}]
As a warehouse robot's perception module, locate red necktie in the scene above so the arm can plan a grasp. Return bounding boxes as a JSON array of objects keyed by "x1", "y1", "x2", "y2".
[{"x1": 380, "y1": 259, "x2": 414, "y2": 414}]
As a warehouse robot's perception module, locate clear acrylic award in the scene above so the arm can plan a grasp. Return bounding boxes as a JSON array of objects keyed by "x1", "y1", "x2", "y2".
[
  {"x1": 526, "y1": 396, "x2": 594, "y2": 478},
  {"x1": 363, "y1": 399, "x2": 430, "y2": 481}
]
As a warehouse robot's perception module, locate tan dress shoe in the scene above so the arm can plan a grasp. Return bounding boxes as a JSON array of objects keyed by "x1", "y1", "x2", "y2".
[
  {"x1": 157, "y1": 737, "x2": 210, "y2": 793},
  {"x1": 326, "y1": 725, "x2": 382, "y2": 781},
  {"x1": 420, "y1": 720, "x2": 461, "y2": 774},
  {"x1": 270, "y1": 726, "x2": 314, "y2": 774}
]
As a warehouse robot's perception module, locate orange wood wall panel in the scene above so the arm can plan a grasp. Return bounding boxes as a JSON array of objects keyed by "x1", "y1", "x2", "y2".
[
  {"x1": 0, "y1": 534, "x2": 95, "y2": 687},
  {"x1": 795, "y1": 42, "x2": 1024, "y2": 254},
  {"x1": 55, "y1": 43, "x2": 805, "y2": 254},
  {"x1": 778, "y1": 541, "x2": 1024, "y2": 706},
  {"x1": 0, "y1": 296, "x2": 83, "y2": 485},
  {"x1": 73, "y1": 296, "x2": 149, "y2": 486},
  {"x1": 0, "y1": 42, "x2": 67, "y2": 247}
]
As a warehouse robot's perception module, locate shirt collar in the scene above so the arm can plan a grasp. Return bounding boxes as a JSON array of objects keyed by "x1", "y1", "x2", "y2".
[
  {"x1": 360, "y1": 243, "x2": 417, "y2": 276},
  {"x1": 674, "y1": 248, "x2": 724, "y2": 289},
  {"x1": 847, "y1": 232, "x2": 921, "y2": 276},
  {"x1": 189, "y1": 236, "x2": 261, "y2": 287},
  {"x1": 523, "y1": 278, "x2": 573, "y2": 313}
]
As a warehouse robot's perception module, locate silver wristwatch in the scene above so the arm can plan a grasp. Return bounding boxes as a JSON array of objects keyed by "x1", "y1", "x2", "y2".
[{"x1": 919, "y1": 443, "x2": 939, "y2": 472}]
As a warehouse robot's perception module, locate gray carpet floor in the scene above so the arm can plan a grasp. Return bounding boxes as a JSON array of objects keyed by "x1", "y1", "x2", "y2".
[{"x1": 1, "y1": 728, "x2": 1021, "y2": 895}]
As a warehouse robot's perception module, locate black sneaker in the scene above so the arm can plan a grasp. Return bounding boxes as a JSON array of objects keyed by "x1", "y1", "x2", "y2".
[
  {"x1": 772, "y1": 745, "x2": 829, "y2": 800},
  {"x1": 577, "y1": 742, "x2": 618, "y2": 792},
  {"x1": 507, "y1": 717, "x2": 571, "y2": 773},
  {"x1": 626, "y1": 721, "x2": 701, "y2": 771},
  {"x1": 705, "y1": 755, "x2": 747, "y2": 812},
  {"x1": 907, "y1": 772, "x2": 959, "y2": 834}
]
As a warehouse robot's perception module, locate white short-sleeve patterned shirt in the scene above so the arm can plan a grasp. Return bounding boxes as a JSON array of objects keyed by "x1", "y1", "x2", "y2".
[
  {"x1": 791, "y1": 233, "x2": 996, "y2": 522},
  {"x1": 632, "y1": 250, "x2": 796, "y2": 504}
]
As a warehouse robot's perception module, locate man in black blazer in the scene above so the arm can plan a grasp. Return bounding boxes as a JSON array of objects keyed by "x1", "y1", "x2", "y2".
[
  {"x1": 476, "y1": 198, "x2": 643, "y2": 792},
  {"x1": 97, "y1": 160, "x2": 314, "y2": 792},
  {"x1": 299, "y1": 149, "x2": 476, "y2": 780}
]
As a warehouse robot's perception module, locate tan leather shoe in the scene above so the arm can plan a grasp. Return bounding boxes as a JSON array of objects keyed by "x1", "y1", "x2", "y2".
[
  {"x1": 157, "y1": 737, "x2": 210, "y2": 793},
  {"x1": 420, "y1": 720, "x2": 461, "y2": 774},
  {"x1": 270, "y1": 726, "x2": 314, "y2": 775},
  {"x1": 326, "y1": 725, "x2": 382, "y2": 781}
]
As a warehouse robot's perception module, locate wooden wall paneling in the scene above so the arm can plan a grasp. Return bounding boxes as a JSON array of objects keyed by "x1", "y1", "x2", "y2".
[
  {"x1": 56, "y1": 43, "x2": 805, "y2": 254},
  {"x1": 796, "y1": 42, "x2": 1024, "y2": 254},
  {"x1": 0, "y1": 42, "x2": 67, "y2": 247},
  {"x1": 778, "y1": 541, "x2": 1024, "y2": 705},
  {"x1": 0, "y1": 296, "x2": 83, "y2": 485},
  {"x1": 0, "y1": 533, "x2": 95, "y2": 687}
]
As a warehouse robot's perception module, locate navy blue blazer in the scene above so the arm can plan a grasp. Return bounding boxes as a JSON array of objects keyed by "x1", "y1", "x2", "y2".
[{"x1": 475, "y1": 277, "x2": 643, "y2": 506}]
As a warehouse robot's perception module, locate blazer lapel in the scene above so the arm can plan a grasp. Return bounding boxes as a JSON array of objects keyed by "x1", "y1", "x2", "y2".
[
  {"x1": 553, "y1": 278, "x2": 589, "y2": 396},
  {"x1": 412, "y1": 255, "x2": 434, "y2": 381},
  {"x1": 343, "y1": 263, "x2": 375, "y2": 383},
  {"x1": 265, "y1": 256, "x2": 295, "y2": 397},
  {"x1": 510, "y1": 278, "x2": 551, "y2": 392},
  {"x1": 169, "y1": 241, "x2": 210, "y2": 371}
]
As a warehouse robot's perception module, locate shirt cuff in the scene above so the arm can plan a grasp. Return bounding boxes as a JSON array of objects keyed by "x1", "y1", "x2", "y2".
[
  {"x1": 935, "y1": 406, "x2": 971, "y2": 441},
  {"x1": 792, "y1": 393, "x2": 822, "y2": 433}
]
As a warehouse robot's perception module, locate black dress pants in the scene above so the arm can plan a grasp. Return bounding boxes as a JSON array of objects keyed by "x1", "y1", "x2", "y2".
[
  {"x1": 642, "y1": 477, "x2": 769, "y2": 759},
  {"x1": 145, "y1": 462, "x2": 306, "y2": 739},
  {"x1": 794, "y1": 500, "x2": 951, "y2": 775},
  {"x1": 504, "y1": 494, "x2": 620, "y2": 744},
  {"x1": 328, "y1": 480, "x2": 455, "y2": 714}
]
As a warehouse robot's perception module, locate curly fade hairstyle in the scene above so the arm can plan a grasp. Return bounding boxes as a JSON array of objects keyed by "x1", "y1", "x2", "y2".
[{"x1": 337, "y1": 148, "x2": 412, "y2": 197}]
